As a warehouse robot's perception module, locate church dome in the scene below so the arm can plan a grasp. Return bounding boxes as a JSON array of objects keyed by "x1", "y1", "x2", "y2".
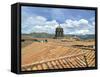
[
  {"x1": 56, "y1": 25, "x2": 63, "y2": 29},
  {"x1": 56, "y1": 25, "x2": 63, "y2": 32}
]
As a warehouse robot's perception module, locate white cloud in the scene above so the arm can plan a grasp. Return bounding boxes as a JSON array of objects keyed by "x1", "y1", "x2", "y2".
[
  {"x1": 36, "y1": 16, "x2": 47, "y2": 22},
  {"x1": 22, "y1": 15, "x2": 95, "y2": 35},
  {"x1": 92, "y1": 22, "x2": 95, "y2": 26},
  {"x1": 77, "y1": 30, "x2": 89, "y2": 34},
  {"x1": 27, "y1": 16, "x2": 46, "y2": 26},
  {"x1": 61, "y1": 18, "x2": 94, "y2": 35},
  {"x1": 64, "y1": 19, "x2": 89, "y2": 28},
  {"x1": 22, "y1": 15, "x2": 59, "y2": 34},
  {"x1": 45, "y1": 20, "x2": 58, "y2": 28},
  {"x1": 78, "y1": 19, "x2": 88, "y2": 25},
  {"x1": 65, "y1": 19, "x2": 78, "y2": 27},
  {"x1": 69, "y1": 29, "x2": 88, "y2": 34}
]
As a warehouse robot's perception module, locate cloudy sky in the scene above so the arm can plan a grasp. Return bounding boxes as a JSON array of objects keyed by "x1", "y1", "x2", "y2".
[{"x1": 21, "y1": 6, "x2": 95, "y2": 35}]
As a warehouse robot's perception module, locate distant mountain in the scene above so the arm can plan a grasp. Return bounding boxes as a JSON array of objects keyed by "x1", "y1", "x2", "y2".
[
  {"x1": 76, "y1": 34, "x2": 95, "y2": 40},
  {"x1": 65, "y1": 34, "x2": 95, "y2": 40},
  {"x1": 22, "y1": 32, "x2": 55, "y2": 38},
  {"x1": 22, "y1": 33, "x2": 95, "y2": 40}
]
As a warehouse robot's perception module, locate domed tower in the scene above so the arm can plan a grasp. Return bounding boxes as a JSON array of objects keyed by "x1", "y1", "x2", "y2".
[{"x1": 55, "y1": 25, "x2": 64, "y2": 38}]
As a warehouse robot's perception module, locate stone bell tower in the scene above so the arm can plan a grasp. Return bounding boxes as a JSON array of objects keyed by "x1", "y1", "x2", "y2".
[{"x1": 55, "y1": 25, "x2": 64, "y2": 38}]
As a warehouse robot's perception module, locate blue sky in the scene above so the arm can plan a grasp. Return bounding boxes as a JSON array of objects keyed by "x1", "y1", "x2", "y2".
[{"x1": 21, "y1": 6, "x2": 95, "y2": 35}]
